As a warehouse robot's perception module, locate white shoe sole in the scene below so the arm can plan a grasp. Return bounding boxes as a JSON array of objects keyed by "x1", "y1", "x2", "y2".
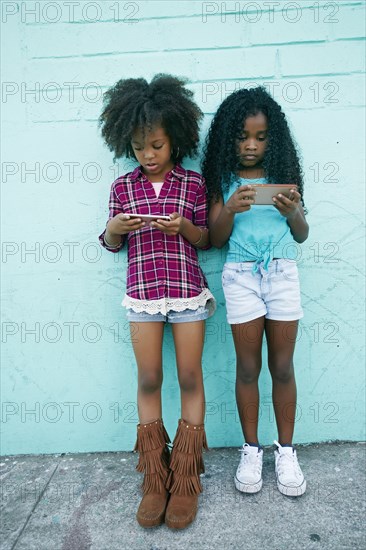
[
  {"x1": 234, "y1": 476, "x2": 263, "y2": 494},
  {"x1": 276, "y1": 479, "x2": 306, "y2": 497}
]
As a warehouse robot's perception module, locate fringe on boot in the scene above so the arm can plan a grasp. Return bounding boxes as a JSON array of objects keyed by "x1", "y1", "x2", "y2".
[
  {"x1": 133, "y1": 418, "x2": 170, "y2": 527},
  {"x1": 165, "y1": 418, "x2": 208, "y2": 529}
]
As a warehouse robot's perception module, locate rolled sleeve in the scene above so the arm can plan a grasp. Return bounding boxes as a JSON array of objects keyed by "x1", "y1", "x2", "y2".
[
  {"x1": 193, "y1": 178, "x2": 211, "y2": 250},
  {"x1": 99, "y1": 181, "x2": 126, "y2": 253}
]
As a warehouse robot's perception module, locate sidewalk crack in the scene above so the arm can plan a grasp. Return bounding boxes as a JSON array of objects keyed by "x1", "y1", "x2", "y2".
[{"x1": 11, "y1": 461, "x2": 60, "y2": 550}]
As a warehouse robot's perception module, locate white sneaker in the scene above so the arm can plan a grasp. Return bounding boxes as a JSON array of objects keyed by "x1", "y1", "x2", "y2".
[
  {"x1": 234, "y1": 443, "x2": 263, "y2": 493},
  {"x1": 274, "y1": 440, "x2": 306, "y2": 496}
]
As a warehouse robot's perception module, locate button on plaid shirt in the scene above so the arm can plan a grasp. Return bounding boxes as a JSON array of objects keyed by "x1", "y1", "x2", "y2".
[{"x1": 99, "y1": 164, "x2": 211, "y2": 302}]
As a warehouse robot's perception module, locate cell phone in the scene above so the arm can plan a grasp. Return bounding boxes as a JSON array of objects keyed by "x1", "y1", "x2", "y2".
[
  {"x1": 124, "y1": 213, "x2": 171, "y2": 223},
  {"x1": 251, "y1": 184, "x2": 298, "y2": 205}
]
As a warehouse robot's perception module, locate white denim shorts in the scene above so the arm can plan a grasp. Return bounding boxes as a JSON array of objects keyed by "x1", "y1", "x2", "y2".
[{"x1": 222, "y1": 259, "x2": 304, "y2": 325}]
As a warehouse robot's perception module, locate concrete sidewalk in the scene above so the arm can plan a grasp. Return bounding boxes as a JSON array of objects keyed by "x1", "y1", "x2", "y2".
[{"x1": 1, "y1": 442, "x2": 365, "y2": 550}]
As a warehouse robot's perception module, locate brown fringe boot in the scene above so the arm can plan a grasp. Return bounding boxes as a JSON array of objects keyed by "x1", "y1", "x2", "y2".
[
  {"x1": 134, "y1": 419, "x2": 170, "y2": 528},
  {"x1": 165, "y1": 418, "x2": 208, "y2": 529}
]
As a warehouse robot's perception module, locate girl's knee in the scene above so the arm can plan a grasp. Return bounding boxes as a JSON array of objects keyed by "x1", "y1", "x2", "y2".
[
  {"x1": 178, "y1": 368, "x2": 201, "y2": 393},
  {"x1": 270, "y1": 361, "x2": 294, "y2": 383},
  {"x1": 139, "y1": 371, "x2": 162, "y2": 394},
  {"x1": 236, "y1": 361, "x2": 261, "y2": 384}
]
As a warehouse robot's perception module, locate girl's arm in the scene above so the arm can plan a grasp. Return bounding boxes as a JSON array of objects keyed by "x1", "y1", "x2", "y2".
[
  {"x1": 286, "y1": 205, "x2": 309, "y2": 243},
  {"x1": 180, "y1": 217, "x2": 209, "y2": 248},
  {"x1": 184, "y1": 176, "x2": 210, "y2": 249},
  {"x1": 150, "y1": 177, "x2": 211, "y2": 248},
  {"x1": 208, "y1": 197, "x2": 235, "y2": 248},
  {"x1": 151, "y1": 214, "x2": 209, "y2": 248},
  {"x1": 273, "y1": 190, "x2": 309, "y2": 243},
  {"x1": 209, "y1": 185, "x2": 256, "y2": 248},
  {"x1": 99, "y1": 181, "x2": 145, "y2": 252},
  {"x1": 99, "y1": 182, "x2": 126, "y2": 252}
]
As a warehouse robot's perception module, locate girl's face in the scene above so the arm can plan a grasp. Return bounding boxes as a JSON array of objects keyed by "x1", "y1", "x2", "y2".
[
  {"x1": 236, "y1": 112, "x2": 268, "y2": 174},
  {"x1": 131, "y1": 126, "x2": 174, "y2": 182}
]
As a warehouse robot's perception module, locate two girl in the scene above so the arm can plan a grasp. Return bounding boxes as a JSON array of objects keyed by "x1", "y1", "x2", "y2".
[
  {"x1": 99, "y1": 80, "x2": 308, "y2": 531},
  {"x1": 99, "y1": 75, "x2": 215, "y2": 529},
  {"x1": 202, "y1": 87, "x2": 308, "y2": 497}
]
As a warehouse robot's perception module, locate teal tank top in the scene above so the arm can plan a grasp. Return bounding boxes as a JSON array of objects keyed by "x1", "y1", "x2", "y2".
[{"x1": 222, "y1": 177, "x2": 299, "y2": 272}]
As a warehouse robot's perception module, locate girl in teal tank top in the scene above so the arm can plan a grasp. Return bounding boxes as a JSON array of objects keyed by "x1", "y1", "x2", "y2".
[
  {"x1": 202, "y1": 87, "x2": 309, "y2": 497},
  {"x1": 222, "y1": 176, "x2": 300, "y2": 271}
]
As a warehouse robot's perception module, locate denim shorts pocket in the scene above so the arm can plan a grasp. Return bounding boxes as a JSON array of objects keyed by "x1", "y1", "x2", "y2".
[
  {"x1": 279, "y1": 260, "x2": 299, "y2": 282},
  {"x1": 222, "y1": 268, "x2": 238, "y2": 287}
]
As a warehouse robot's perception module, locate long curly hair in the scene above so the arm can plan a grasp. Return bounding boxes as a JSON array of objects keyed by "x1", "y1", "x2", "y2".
[
  {"x1": 202, "y1": 87, "x2": 305, "y2": 208},
  {"x1": 99, "y1": 74, "x2": 203, "y2": 163}
]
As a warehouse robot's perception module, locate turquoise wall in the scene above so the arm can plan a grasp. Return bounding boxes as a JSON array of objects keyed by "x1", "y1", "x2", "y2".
[{"x1": 1, "y1": 1, "x2": 365, "y2": 454}]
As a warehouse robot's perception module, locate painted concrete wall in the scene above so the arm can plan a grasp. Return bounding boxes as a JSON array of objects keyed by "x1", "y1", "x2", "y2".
[{"x1": 1, "y1": 1, "x2": 365, "y2": 455}]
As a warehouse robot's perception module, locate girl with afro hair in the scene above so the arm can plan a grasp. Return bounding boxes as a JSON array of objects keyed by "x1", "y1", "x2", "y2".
[
  {"x1": 98, "y1": 74, "x2": 215, "y2": 530},
  {"x1": 202, "y1": 86, "x2": 309, "y2": 498}
]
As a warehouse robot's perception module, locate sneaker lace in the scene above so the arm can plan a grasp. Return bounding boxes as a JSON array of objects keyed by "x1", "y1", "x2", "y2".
[
  {"x1": 274, "y1": 440, "x2": 302, "y2": 478},
  {"x1": 238, "y1": 447, "x2": 261, "y2": 475}
]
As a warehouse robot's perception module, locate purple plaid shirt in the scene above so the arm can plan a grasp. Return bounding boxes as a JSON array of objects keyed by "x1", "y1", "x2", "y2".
[{"x1": 99, "y1": 164, "x2": 211, "y2": 302}]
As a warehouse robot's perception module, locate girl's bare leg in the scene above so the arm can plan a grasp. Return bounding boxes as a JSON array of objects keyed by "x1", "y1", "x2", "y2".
[
  {"x1": 131, "y1": 322, "x2": 164, "y2": 423},
  {"x1": 265, "y1": 319, "x2": 298, "y2": 445},
  {"x1": 172, "y1": 321, "x2": 206, "y2": 425},
  {"x1": 231, "y1": 317, "x2": 265, "y2": 444}
]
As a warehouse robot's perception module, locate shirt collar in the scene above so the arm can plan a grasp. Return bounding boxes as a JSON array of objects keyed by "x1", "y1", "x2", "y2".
[{"x1": 129, "y1": 163, "x2": 186, "y2": 183}]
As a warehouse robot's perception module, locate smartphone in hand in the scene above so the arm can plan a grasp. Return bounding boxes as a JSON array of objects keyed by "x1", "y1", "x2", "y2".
[
  {"x1": 124, "y1": 213, "x2": 171, "y2": 223},
  {"x1": 251, "y1": 184, "x2": 298, "y2": 205}
]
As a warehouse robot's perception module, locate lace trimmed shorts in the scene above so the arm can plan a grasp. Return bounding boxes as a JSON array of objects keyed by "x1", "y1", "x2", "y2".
[
  {"x1": 126, "y1": 304, "x2": 210, "y2": 323},
  {"x1": 222, "y1": 259, "x2": 304, "y2": 325}
]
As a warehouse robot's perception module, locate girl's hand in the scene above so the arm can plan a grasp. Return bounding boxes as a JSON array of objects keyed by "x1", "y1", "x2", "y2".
[
  {"x1": 225, "y1": 185, "x2": 256, "y2": 214},
  {"x1": 272, "y1": 189, "x2": 301, "y2": 219},
  {"x1": 150, "y1": 212, "x2": 182, "y2": 235},
  {"x1": 107, "y1": 213, "x2": 145, "y2": 236}
]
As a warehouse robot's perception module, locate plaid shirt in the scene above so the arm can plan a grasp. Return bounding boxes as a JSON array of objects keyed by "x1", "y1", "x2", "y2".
[{"x1": 99, "y1": 164, "x2": 211, "y2": 303}]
